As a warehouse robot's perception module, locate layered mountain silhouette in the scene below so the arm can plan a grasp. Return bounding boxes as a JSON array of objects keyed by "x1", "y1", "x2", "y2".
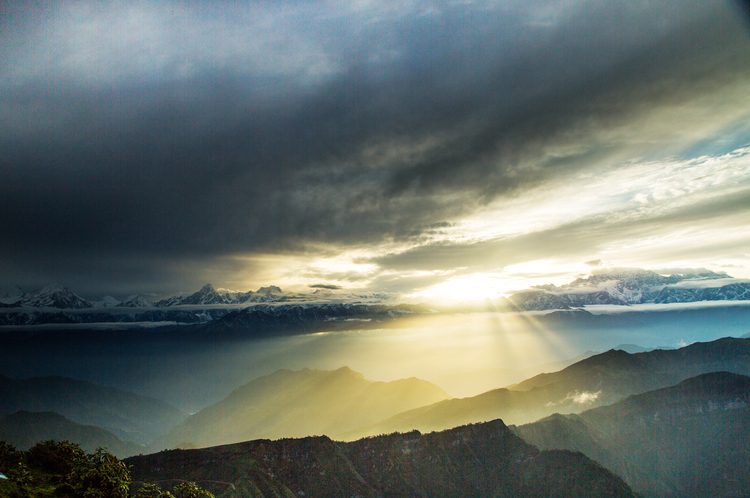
[
  {"x1": 128, "y1": 419, "x2": 637, "y2": 498},
  {"x1": 342, "y1": 337, "x2": 750, "y2": 439},
  {"x1": 0, "y1": 375, "x2": 186, "y2": 445},
  {"x1": 154, "y1": 366, "x2": 450, "y2": 450},
  {"x1": 0, "y1": 411, "x2": 144, "y2": 458},
  {"x1": 514, "y1": 372, "x2": 750, "y2": 498}
]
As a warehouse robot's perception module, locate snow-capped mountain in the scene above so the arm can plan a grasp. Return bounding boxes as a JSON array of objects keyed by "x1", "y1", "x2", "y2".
[
  {"x1": 116, "y1": 295, "x2": 153, "y2": 308},
  {"x1": 177, "y1": 284, "x2": 227, "y2": 306},
  {"x1": 232, "y1": 285, "x2": 288, "y2": 304},
  {"x1": 1, "y1": 268, "x2": 747, "y2": 326},
  {"x1": 155, "y1": 284, "x2": 228, "y2": 307},
  {"x1": 0, "y1": 285, "x2": 24, "y2": 304},
  {"x1": 92, "y1": 296, "x2": 121, "y2": 308},
  {"x1": 18, "y1": 284, "x2": 93, "y2": 309},
  {"x1": 154, "y1": 284, "x2": 292, "y2": 307},
  {"x1": 508, "y1": 268, "x2": 747, "y2": 310}
]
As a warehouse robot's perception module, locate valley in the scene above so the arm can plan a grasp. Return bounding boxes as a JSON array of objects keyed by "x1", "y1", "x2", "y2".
[
  {"x1": 1, "y1": 270, "x2": 749, "y2": 497},
  {"x1": 2, "y1": 332, "x2": 749, "y2": 496}
]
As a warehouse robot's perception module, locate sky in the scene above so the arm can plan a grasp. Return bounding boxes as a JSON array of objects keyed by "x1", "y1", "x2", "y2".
[{"x1": 1, "y1": 0, "x2": 750, "y2": 302}]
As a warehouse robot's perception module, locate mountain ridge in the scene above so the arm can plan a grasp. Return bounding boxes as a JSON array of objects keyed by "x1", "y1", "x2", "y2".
[
  {"x1": 128, "y1": 418, "x2": 637, "y2": 498},
  {"x1": 0, "y1": 374, "x2": 186, "y2": 445},
  {"x1": 153, "y1": 366, "x2": 451, "y2": 450},
  {"x1": 0, "y1": 410, "x2": 144, "y2": 458},
  {"x1": 513, "y1": 371, "x2": 750, "y2": 498},
  {"x1": 340, "y1": 337, "x2": 750, "y2": 440},
  {"x1": 1, "y1": 267, "x2": 748, "y2": 317}
]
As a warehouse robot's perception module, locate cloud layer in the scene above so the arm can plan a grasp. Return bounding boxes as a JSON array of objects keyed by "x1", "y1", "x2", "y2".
[{"x1": 1, "y1": 0, "x2": 749, "y2": 298}]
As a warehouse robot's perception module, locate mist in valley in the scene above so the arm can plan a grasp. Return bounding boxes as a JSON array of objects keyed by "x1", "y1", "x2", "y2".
[{"x1": 2, "y1": 304, "x2": 747, "y2": 412}]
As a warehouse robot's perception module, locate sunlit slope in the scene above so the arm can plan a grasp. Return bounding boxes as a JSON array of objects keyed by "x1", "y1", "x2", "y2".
[
  {"x1": 129, "y1": 419, "x2": 637, "y2": 498},
  {"x1": 0, "y1": 410, "x2": 144, "y2": 458},
  {"x1": 155, "y1": 366, "x2": 450, "y2": 449},
  {"x1": 342, "y1": 337, "x2": 750, "y2": 439},
  {"x1": 0, "y1": 375, "x2": 186, "y2": 445},
  {"x1": 514, "y1": 372, "x2": 750, "y2": 498},
  {"x1": 431, "y1": 351, "x2": 598, "y2": 398}
]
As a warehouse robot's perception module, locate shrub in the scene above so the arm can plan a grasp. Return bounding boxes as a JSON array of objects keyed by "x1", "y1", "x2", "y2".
[{"x1": 67, "y1": 447, "x2": 130, "y2": 498}]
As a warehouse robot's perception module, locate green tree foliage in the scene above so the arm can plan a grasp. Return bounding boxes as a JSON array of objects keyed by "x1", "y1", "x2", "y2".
[
  {"x1": 0, "y1": 441, "x2": 22, "y2": 469},
  {"x1": 67, "y1": 447, "x2": 130, "y2": 498},
  {"x1": 7, "y1": 461, "x2": 33, "y2": 487},
  {"x1": 0, "y1": 441, "x2": 213, "y2": 498},
  {"x1": 1, "y1": 461, "x2": 35, "y2": 498},
  {"x1": 136, "y1": 482, "x2": 174, "y2": 498},
  {"x1": 27, "y1": 440, "x2": 86, "y2": 477},
  {"x1": 172, "y1": 481, "x2": 215, "y2": 498}
]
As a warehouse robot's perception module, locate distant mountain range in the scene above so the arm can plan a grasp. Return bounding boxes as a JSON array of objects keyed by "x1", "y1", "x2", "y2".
[
  {"x1": 506, "y1": 267, "x2": 750, "y2": 310},
  {"x1": 341, "y1": 337, "x2": 750, "y2": 439},
  {"x1": 0, "y1": 375, "x2": 186, "y2": 445},
  {"x1": 514, "y1": 371, "x2": 750, "y2": 498},
  {"x1": 0, "y1": 411, "x2": 143, "y2": 458},
  {"x1": 0, "y1": 283, "x2": 297, "y2": 309},
  {"x1": 3, "y1": 336, "x2": 750, "y2": 497},
  {"x1": 153, "y1": 366, "x2": 450, "y2": 450},
  {"x1": 128, "y1": 419, "x2": 637, "y2": 498},
  {"x1": 1, "y1": 267, "x2": 748, "y2": 328}
]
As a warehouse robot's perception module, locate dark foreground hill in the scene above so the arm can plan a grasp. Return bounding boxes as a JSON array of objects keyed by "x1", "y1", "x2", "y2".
[
  {"x1": 0, "y1": 375, "x2": 186, "y2": 445},
  {"x1": 343, "y1": 337, "x2": 750, "y2": 439},
  {"x1": 127, "y1": 418, "x2": 637, "y2": 498},
  {"x1": 513, "y1": 372, "x2": 750, "y2": 498},
  {"x1": 0, "y1": 410, "x2": 144, "y2": 458},
  {"x1": 154, "y1": 366, "x2": 450, "y2": 450}
]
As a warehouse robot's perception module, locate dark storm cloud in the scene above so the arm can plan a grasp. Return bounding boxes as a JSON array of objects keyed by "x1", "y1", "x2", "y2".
[
  {"x1": 309, "y1": 284, "x2": 343, "y2": 290},
  {"x1": 1, "y1": 0, "x2": 748, "y2": 294}
]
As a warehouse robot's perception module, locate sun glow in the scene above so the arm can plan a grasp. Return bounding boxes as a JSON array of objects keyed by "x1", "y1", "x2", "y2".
[
  {"x1": 408, "y1": 273, "x2": 512, "y2": 304},
  {"x1": 408, "y1": 260, "x2": 604, "y2": 304}
]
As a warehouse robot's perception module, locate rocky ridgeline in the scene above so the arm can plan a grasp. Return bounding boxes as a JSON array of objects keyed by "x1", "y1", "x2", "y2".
[
  {"x1": 514, "y1": 372, "x2": 750, "y2": 498},
  {"x1": 126, "y1": 419, "x2": 637, "y2": 498}
]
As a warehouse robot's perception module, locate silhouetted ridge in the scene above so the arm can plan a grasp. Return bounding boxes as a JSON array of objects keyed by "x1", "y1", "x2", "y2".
[
  {"x1": 0, "y1": 375, "x2": 186, "y2": 445},
  {"x1": 343, "y1": 337, "x2": 750, "y2": 440},
  {"x1": 128, "y1": 419, "x2": 637, "y2": 497},
  {"x1": 154, "y1": 367, "x2": 450, "y2": 449},
  {"x1": 514, "y1": 371, "x2": 750, "y2": 498},
  {"x1": 0, "y1": 410, "x2": 143, "y2": 458}
]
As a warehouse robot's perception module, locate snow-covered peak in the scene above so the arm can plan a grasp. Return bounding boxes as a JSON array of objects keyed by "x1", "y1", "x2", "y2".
[
  {"x1": 117, "y1": 294, "x2": 153, "y2": 308},
  {"x1": 20, "y1": 284, "x2": 93, "y2": 309},
  {"x1": 257, "y1": 285, "x2": 282, "y2": 295},
  {"x1": 93, "y1": 296, "x2": 121, "y2": 308},
  {"x1": 510, "y1": 267, "x2": 743, "y2": 310},
  {"x1": 0, "y1": 285, "x2": 24, "y2": 304},
  {"x1": 159, "y1": 283, "x2": 228, "y2": 306},
  {"x1": 39, "y1": 283, "x2": 66, "y2": 294},
  {"x1": 654, "y1": 268, "x2": 728, "y2": 280},
  {"x1": 568, "y1": 267, "x2": 672, "y2": 290}
]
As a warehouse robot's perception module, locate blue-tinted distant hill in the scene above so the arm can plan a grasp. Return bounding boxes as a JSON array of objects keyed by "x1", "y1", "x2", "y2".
[
  {"x1": 153, "y1": 366, "x2": 450, "y2": 450},
  {"x1": 0, "y1": 410, "x2": 144, "y2": 458},
  {"x1": 0, "y1": 375, "x2": 186, "y2": 445},
  {"x1": 342, "y1": 337, "x2": 750, "y2": 439},
  {"x1": 514, "y1": 371, "x2": 750, "y2": 498}
]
